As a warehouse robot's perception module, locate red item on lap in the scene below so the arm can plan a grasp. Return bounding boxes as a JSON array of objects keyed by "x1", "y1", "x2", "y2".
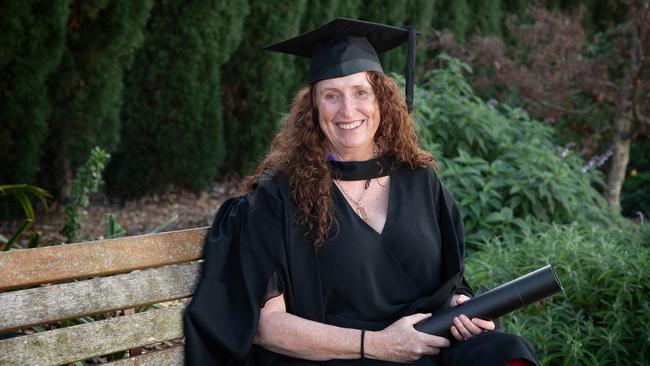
[{"x1": 505, "y1": 359, "x2": 532, "y2": 366}]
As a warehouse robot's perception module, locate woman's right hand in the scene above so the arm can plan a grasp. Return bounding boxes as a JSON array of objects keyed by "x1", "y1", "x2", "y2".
[{"x1": 365, "y1": 313, "x2": 451, "y2": 363}]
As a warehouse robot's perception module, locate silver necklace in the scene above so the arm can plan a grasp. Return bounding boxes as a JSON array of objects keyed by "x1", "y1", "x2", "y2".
[
  {"x1": 333, "y1": 145, "x2": 378, "y2": 222},
  {"x1": 335, "y1": 178, "x2": 372, "y2": 221}
]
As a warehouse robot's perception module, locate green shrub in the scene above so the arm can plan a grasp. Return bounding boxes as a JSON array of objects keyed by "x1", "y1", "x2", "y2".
[
  {"x1": 413, "y1": 55, "x2": 616, "y2": 244},
  {"x1": 41, "y1": 1, "x2": 153, "y2": 197},
  {"x1": 222, "y1": 0, "x2": 307, "y2": 173},
  {"x1": 106, "y1": 0, "x2": 249, "y2": 198},
  {"x1": 465, "y1": 222, "x2": 650, "y2": 365},
  {"x1": 0, "y1": 1, "x2": 70, "y2": 185},
  {"x1": 61, "y1": 147, "x2": 109, "y2": 243}
]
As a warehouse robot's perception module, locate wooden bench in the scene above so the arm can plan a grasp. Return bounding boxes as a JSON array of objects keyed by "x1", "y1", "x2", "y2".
[{"x1": 0, "y1": 227, "x2": 208, "y2": 366}]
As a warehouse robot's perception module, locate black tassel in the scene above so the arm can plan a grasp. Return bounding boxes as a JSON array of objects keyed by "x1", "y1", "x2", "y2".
[{"x1": 406, "y1": 25, "x2": 416, "y2": 114}]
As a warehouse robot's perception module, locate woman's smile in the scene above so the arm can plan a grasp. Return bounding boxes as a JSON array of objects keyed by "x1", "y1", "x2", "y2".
[{"x1": 336, "y1": 119, "x2": 364, "y2": 130}]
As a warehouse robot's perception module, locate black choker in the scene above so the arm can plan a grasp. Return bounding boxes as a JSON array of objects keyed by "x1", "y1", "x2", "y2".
[{"x1": 328, "y1": 155, "x2": 395, "y2": 181}]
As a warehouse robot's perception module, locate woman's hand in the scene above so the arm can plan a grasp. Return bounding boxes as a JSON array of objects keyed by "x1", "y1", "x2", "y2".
[
  {"x1": 365, "y1": 313, "x2": 451, "y2": 363},
  {"x1": 448, "y1": 294, "x2": 495, "y2": 341}
]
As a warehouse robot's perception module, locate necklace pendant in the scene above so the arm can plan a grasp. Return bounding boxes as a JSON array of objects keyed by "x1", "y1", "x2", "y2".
[{"x1": 357, "y1": 206, "x2": 368, "y2": 221}]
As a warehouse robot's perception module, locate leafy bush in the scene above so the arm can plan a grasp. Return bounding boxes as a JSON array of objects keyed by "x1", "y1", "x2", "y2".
[
  {"x1": 465, "y1": 222, "x2": 650, "y2": 365},
  {"x1": 413, "y1": 55, "x2": 616, "y2": 244}
]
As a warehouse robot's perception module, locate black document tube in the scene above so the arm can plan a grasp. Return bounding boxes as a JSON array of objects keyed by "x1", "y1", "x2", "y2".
[{"x1": 415, "y1": 264, "x2": 563, "y2": 337}]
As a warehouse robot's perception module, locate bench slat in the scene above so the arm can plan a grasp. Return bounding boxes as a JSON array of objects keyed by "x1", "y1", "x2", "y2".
[
  {"x1": 0, "y1": 306, "x2": 184, "y2": 366},
  {"x1": 105, "y1": 346, "x2": 183, "y2": 366},
  {"x1": 0, "y1": 227, "x2": 207, "y2": 290},
  {"x1": 0, "y1": 263, "x2": 200, "y2": 332}
]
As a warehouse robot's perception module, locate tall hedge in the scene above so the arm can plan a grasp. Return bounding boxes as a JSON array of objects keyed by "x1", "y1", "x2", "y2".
[
  {"x1": 433, "y1": 0, "x2": 472, "y2": 42},
  {"x1": 333, "y1": 0, "x2": 363, "y2": 18},
  {"x1": 0, "y1": 1, "x2": 70, "y2": 185},
  {"x1": 40, "y1": 1, "x2": 153, "y2": 198},
  {"x1": 358, "y1": 1, "x2": 408, "y2": 75},
  {"x1": 404, "y1": 1, "x2": 438, "y2": 75},
  {"x1": 222, "y1": 1, "x2": 307, "y2": 173},
  {"x1": 468, "y1": 0, "x2": 503, "y2": 36},
  {"x1": 301, "y1": 0, "x2": 343, "y2": 31},
  {"x1": 106, "y1": 0, "x2": 249, "y2": 198}
]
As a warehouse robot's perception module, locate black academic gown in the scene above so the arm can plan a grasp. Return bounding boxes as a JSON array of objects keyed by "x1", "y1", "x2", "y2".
[{"x1": 184, "y1": 158, "x2": 539, "y2": 365}]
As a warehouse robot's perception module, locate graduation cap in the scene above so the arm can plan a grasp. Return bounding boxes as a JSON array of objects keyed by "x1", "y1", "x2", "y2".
[{"x1": 264, "y1": 18, "x2": 417, "y2": 113}]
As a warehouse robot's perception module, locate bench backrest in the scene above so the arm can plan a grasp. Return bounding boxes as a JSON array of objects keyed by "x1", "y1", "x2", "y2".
[{"x1": 0, "y1": 227, "x2": 208, "y2": 366}]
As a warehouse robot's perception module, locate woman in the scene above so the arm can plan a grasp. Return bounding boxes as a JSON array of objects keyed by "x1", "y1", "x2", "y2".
[{"x1": 184, "y1": 18, "x2": 539, "y2": 365}]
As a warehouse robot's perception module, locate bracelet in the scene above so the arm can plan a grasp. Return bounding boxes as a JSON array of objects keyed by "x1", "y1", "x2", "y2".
[{"x1": 360, "y1": 329, "x2": 365, "y2": 359}]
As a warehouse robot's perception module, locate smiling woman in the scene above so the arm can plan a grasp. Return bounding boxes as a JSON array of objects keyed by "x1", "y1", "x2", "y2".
[
  {"x1": 315, "y1": 72, "x2": 381, "y2": 161},
  {"x1": 184, "y1": 18, "x2": 540, "y2": 366}
]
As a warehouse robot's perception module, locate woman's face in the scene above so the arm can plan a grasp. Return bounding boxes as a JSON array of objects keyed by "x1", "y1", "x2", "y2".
[{"x1": 315, "y1": 72, "x2": 380, "y2": 161}]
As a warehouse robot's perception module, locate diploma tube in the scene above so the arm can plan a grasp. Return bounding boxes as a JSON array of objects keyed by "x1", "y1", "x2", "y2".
[{"x1": 415, "y1": 264, "x2": 563, "y2": 337}]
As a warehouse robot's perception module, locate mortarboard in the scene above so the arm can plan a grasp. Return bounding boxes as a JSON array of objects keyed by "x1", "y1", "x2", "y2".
[{"x1": 264, "y1": 17, "x2": 417, "y2": 113}]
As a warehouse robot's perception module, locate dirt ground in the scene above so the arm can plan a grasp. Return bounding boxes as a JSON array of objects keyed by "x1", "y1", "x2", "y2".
[{"x1": 0, "y1": 179, "x2": 241, "y2": 247}]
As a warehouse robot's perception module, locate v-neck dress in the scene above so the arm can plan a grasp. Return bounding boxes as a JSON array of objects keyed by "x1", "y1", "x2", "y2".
[
  {"x1": 320, "y1": 166, "x2": 443, "y2": 332},
  {"x1": 184, "y1": 158, "x2": 540, "y2": 366}
]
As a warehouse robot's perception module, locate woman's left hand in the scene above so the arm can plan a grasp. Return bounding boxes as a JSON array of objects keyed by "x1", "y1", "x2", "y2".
[{"x1": 448, "y1": 294, "x2": 495, "y2": 342}]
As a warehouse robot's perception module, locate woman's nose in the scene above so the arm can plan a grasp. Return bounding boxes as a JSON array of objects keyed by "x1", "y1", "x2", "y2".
[{"x1": 338, "y1": 96, "x2": 356, "y2": 117}]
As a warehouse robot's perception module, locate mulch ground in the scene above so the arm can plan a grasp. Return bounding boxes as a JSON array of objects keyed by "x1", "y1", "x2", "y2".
[{"x1": 0, "y1": 179, "x2": 241, "y2": 247}]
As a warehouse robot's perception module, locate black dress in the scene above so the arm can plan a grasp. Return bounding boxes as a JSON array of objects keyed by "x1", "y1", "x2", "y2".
[{"x1": 184, "y1": 157, "x2": 539, "y2": 365}]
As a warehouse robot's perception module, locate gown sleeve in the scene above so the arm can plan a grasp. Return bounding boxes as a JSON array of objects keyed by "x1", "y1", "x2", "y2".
[{"x1": 183, "y1": 182, "x2": 287, "y2": 365}]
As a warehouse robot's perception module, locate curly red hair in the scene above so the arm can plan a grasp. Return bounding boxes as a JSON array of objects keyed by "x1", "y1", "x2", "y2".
[{"x1": 243, "y1": 72, "x2": 436, "y2": 247}]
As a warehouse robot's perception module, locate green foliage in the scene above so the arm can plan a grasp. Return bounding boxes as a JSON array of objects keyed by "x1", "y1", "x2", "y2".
[
  {"x1": 0, "y1": 0, "x2": 70, "y2": 185},
  {"x1": 333, "y1": 0, "x2": 363, "y2": 18},
  {"x1": 433, "y1": 0, "x2": 472, "y2": 42},
  {"x1": 466, "y1": 222, "x2": 650, "y2": 365},
  {"x1": 60, "y1": 147, "x2": 110, "y2": 243},
  {"x1": 222, "y1": 0, "x2": 307, "y2": 173},
  {"x1": 468, "y1": 0, "x2": 503, "y2": 36},
  {"x1": 40, "y1": 0, "x2": 153, "y2": 197},
  {"x1": 301, "y1": 0, "x2": 346, "y2": 31},
  {"x1": 0, "y1": 184, "x2": 52, "y2": 250},
  {"x1": 414, "y1": 55, "x2": 615, "y2": 244},
  {"x1": 106, "y1": 0, "x2": 249, "y2": 198},
  {"x1": 0, "y1": 184, "x2": 51, "y2": 221},
  {"x1": 104, "y1": 213, "x2": 126, "y2": 239},
  {"x1": 1, "y1": 219, "x2": 32, "y2": 251}
]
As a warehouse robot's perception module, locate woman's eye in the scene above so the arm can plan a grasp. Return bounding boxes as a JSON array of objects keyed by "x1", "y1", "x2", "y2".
[
  {"x1": 325, "y1": 93, "x2": 339, "y2": 101},
  {"x1": 356, "y1": 90, "x2": 367, "y2": 96}
]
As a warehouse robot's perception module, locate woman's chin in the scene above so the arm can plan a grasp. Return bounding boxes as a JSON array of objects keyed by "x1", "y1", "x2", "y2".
[{"x1": 330, "y1": 141, "x2": 374, "y2": 160}]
